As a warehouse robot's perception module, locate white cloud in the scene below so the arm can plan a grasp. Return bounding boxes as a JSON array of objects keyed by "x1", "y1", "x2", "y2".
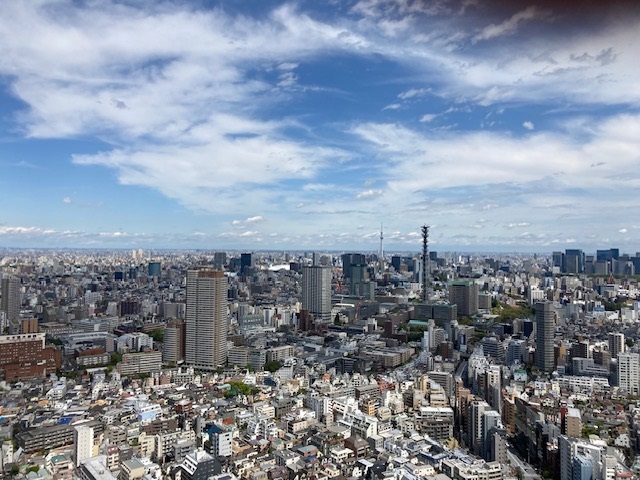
[
  {"x1": 619, "y1": 228, "x2": 628, "y2": 233},
  {"x1": 398, "y1": 88, "x2": 430, "y2": 100},
  {"x1": 352, "y1": 114, "x2": 640, "y2": 192},
  {"x1": 523, "y1": 121, "x2": 535, "y2": 130},
  {"x1": 420, "y1": 114, "x2": 438, "y2": 123},
  {"x1": 246, "y1": 216, "x2": 264, "y2": 223},
  {"x1": 356, "y1": 189, "x2": 384, "y2": 199},
  {"x1": 473, "y1": 6, "x2": 551, "y2": 43},
  {"x1": 62, "y1": 196, "x2": 72, "y2": 204},
  {"x1": 383, "y1": 103, "x2": 402, "y2": 111}
]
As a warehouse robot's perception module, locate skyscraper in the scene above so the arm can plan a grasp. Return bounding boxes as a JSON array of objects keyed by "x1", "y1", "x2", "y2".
[
  {"x1": 240, "y1": 253, "x2": 252, "y2": 275},
  {"x1": 302, "y1": 265, "x2": 332, "y2": 324},
  {"x1": 0, "y1": 275, "x2": 20, "y2": 322},
  {"x1": 535, "y1": 301, "x2": 555, "y2": 372},
  {"x1": 185, "y1": 269, "x2": 228, "y2": 370}
]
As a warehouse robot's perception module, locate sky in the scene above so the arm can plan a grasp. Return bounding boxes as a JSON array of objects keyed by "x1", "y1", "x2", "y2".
[{"x1": 0, "y1": 0, "x2": 639, "y2": 253}]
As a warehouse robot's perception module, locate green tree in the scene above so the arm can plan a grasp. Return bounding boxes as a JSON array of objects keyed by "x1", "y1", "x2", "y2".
[
  {"x1": 110, "y1": 352, "x2": 123, "y2": 365},
  {"x1": 264, "y1": 360, "x2": 282, "y2": 373},
  {"x1": 334, "y1": 313, "x2": 342, "y2": 326},
  {"x1": 149, "y1": 329, "x2": 164, "y2": 342}
]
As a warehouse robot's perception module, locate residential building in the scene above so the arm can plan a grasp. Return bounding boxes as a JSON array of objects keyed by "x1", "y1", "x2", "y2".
[
  {"x1": 186, "y1": 269, "x2": 228, "y2": 369},
  {"x1": 302, "y1": 265, "x2": 332, "y2": 324}
]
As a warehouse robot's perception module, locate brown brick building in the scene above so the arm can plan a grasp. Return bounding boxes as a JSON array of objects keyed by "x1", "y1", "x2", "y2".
[{"x1": 0, "y1": 333, "x2": 61, "y2": 381}]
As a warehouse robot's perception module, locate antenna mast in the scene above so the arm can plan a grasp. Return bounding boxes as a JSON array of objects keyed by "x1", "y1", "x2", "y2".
[
  {"x1": 422, "y1": 225, "x2": 430, "y2": 303},
  {"x1": 378, "y1": 223, "x2": 384, "y2": 274}
]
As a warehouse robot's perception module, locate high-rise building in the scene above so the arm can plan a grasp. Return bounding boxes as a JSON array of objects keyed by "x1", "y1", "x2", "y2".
[
  {"x1": 342, "y1": 253, "x2": 366, "y2": 281},
  {"x1": 535, "y1": 301, "x2": 555, "y2": 372},
  {"x1": 74, "y1": 425, "x2": 94, "y2": 466},
  {"x1": 147, "y1": 262, "x2": 161, "y2": 277},
  {"x1": 481, "y1": 410, "x2": 503, "y2": 458},
  {"x1": 572, "y1": 454, "x2": 593, "y2": 480},
  {"x1": 185, "y1": 270, "x2": 228, "y2": 370},
  {"x1": 618, "y1": 352, "x2": 640, "y2": 394},
  {"x1": 349, "y1": 263, "x2": 368, "y2": 296},
  {"x1": 240, "y1": 253, "x2": 253, "y2": 275},
  {"x1": 163, "y1": 318, "x2": 186, "y2": 364},
  {"x1": 1, "y1": 275, "x2": 20, "y2": 323},
  {"x1": 302, "y1": 266, "x2": 332, "y2": 324},
  {"x1": 608, "y1": 332, "x2": 625, "y2": 359},
  {"x1": 448, "y1": 281, "x2": 479, "y2": 318},
  {"x1": 468, "y1": 400, "x2": 490, "y2": 455},
  {"x1": 552, "y1": 251, "x2": 564, "y2": 270},
  {"x1": 564, "y1": 249, "x2": 584, "y2": 274},
  {"x1": 213, "y1": 252, "x2": 227, "y2": 269}
]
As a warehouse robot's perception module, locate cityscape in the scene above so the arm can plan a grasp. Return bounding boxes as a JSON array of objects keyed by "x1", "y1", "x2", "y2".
[
  {"x1": 2, "y1": 238, "x2": 640, "y2": 480},
  {"x1": 1, "y1": 1, "x2": 640, "y2": 480}
]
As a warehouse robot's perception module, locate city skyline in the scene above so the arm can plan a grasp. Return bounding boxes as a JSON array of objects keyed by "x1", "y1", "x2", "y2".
[{"x1": 1, "y1": 1, "x2": 639, "y2": 251}]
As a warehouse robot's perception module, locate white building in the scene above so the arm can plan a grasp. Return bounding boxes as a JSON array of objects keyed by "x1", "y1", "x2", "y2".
[
  {"x1": 618, "y1": 352, "x2": 640, "y2": 395},
  {"x1": 74, "y1": 425, "x2": 94, "y2": 466}
]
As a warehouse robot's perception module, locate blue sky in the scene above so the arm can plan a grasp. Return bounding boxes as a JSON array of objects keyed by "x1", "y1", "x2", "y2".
[{"x1": 0, "y1": 0, "x2": 639, "y2": 252}]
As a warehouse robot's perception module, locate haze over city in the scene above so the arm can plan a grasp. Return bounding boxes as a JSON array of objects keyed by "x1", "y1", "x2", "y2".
[{"x1": 0, "y1": 0, "x2": 639, "y2": 251}]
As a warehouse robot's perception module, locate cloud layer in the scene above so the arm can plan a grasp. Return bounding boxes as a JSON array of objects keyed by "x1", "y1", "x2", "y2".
[{"x1": 0, "y1": 0, "x2": 638, "y2": 251}]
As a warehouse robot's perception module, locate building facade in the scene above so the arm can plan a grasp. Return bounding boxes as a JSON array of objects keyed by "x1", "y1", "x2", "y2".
[
  {"x1": 535, "y1": 302, "x2": 555, "y2": 372},
  {"x1": 185, "y1": 269, "x2": 228, "y2": 370},
  {"x1": 302, "y1": 266, "x2": 332, "y2": 324}
]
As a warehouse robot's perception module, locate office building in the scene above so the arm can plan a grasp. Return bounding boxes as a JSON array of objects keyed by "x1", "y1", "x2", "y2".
[
  {"x1": 564, "y1": 249, "x2": 584, "y2": 274},
  {"x1": 1, "y1": 275, "x2": 20, "y2": 322},
  {"x1": 147, "y1": 262, "x2": 161, "y2": 277},
  {"x1": 240, "y1": 253, "x2": 253, "y2": 275},
  {"x1": 448, "y1": 281, "x2": 479, "y2": 318},
  {"x1": 618, "y1": 352, "x2": 640, "y2": 395},
  {"x1": 572, "y1": 454, "x2": 593, "y2": 480},
  {"x1": 213, "y1": 252, "x2": 227, "y2": 269},
  {"x1": 342, "y1": 253, "x2": 366, "y2": 277},
  {"x1": 535, "y1": 302, "x2": 555, "y2": 372},
  {"x1": 302, "y1": 266, "x2": 332, "y2": 324},
  {"x1": 185, "y1": 269, "x2": 228, "y2": 370}
]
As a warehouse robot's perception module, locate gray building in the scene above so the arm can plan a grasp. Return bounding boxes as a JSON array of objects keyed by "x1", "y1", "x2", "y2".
[
  {"x1": 185, "y1": 270, "x2": 228, "y2": 370},
  {"x1": 302, "y1": 266, "x2": 332, "y2": 323},
  {"x1": 535, "y1": 301, "x2": 555, "y2": 372}
]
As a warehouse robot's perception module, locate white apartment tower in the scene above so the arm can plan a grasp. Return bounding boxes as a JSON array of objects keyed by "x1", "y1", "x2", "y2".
[
  {"x1": 74, "y1": 425, "x2": 94, "y2": 466},
  {"x1": 618, "y1": 352, "x2": 640, "y2": 395},
  {"x1": 185, "y1": 269, "x2": 228, "y2": 370},
  {"x1": 302, "y1": 266, "x2": 332, "y2": 324}
]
